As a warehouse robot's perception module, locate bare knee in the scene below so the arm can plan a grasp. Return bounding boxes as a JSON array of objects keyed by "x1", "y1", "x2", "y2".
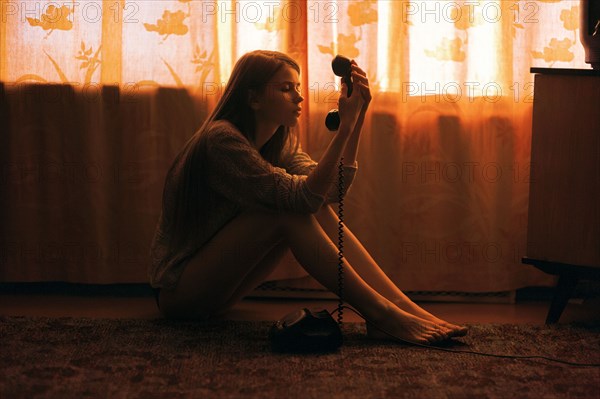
[
  {"x1": 240, "y1": 209, "x2": 318, "y2": 239},
  {"x1": 277, "y1": 210, "x2": 319, "y2": 230}
]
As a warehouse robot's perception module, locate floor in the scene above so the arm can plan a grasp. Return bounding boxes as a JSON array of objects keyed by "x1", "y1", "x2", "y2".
[{"x1": 1, "y1": 292, "x2": 598, "y2": 325}]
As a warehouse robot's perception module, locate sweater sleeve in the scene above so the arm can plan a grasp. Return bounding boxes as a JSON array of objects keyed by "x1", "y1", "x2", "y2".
[
  {"x1": 282, "y1": 143, "x2": 358, "y2": 204},
  {"x1": 203, "y1": 122, "x2": 325, "y2": 213}
]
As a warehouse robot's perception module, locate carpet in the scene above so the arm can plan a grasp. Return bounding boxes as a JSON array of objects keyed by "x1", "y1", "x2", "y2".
[{"x1": 1, "y1": 316, "x2": 599, "y2": 399}]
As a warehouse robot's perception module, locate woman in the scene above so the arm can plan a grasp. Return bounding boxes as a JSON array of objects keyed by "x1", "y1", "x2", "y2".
[{"x1": 150, "y1": 50, "x2": 467, "y2": 344}]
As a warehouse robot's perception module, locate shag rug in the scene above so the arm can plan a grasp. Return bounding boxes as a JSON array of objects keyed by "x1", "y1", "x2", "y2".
[{"x1": 1, "y1": 316, "x2": 599, "y2": 399}]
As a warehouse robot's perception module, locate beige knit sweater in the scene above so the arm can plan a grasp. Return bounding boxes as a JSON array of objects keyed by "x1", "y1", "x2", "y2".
[{"x1": 149, "y1": 120, "x2": 357, "y2": 289}]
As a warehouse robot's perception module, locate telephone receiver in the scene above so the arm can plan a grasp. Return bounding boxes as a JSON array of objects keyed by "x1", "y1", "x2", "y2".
[{"x1": 325, "y1": 55, "x2": 353, "y2": 131}]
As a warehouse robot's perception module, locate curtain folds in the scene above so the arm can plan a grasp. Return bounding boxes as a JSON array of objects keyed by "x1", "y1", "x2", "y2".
[
  {"x1": 0, "y1": 83, "x2": 207, "y2": 283},
  {"x1": 1, "y1": 1, "x2": 589, "y2": 290}
]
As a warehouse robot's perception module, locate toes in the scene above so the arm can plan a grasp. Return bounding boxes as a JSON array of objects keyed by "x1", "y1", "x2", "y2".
[
  {"x1": 417, "y1": 335, "x2": 433, "y2": 345},
  {"x1": 449, "y1": 324, "x2": 469, "y2": 337},
  {"x1": 441, "y1": 327, "x2": 453, "y2": 339},
  {"x1": 433, "y1": 325, "x2": 451, "y2": 339},
  {"x1": 424, "y1": 334, "x2": 439, "y2": 345},
  {"x1": 423, "y1": 328, "x2": 444, "y2": 343},
  {"x1": 429, "y1": 326, "x2": 454, "y2": 343},
  {"x1": 455, "y1": 325, "x2": 469, "y2": 337},
  {"x1": 439, "y1": 322, "x2": 468, "y2": 338}
]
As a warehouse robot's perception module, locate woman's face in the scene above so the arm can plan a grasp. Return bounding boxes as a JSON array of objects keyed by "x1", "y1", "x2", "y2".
[{"x1": 252, "y1": 65, "x2": 304, "y2": 128}]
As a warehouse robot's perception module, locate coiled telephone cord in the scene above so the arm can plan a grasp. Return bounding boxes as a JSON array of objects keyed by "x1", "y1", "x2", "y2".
[{"x1": 336, "y1": 157, "x2": 345, "y2": 326}]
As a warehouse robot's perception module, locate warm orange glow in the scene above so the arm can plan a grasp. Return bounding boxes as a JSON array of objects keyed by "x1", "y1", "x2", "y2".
[
  {"x1": 407, "y1": 0, "x2": 502, "y2": 99},
  {"x1": 217, "y1": 2, "x2": 234, "y2": 84},
  {"x1": 377, "y1": 0, "x2": 391, "y2": 91}
]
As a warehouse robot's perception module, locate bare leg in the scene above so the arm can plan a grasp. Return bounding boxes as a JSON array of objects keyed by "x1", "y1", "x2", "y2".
[
  {"x1": 314, "y1": 205, "x2": 468, "y2": 337},
  {"x1": 216, "y1": 242, "x2": 289, "y2": 315},
  {"x1": 160, "y1": 210, "x2": 450, "y2": 344},
  {"x1": 158, "y1": 212, "x2": 286, "y2": 319},
  {"x1": 272, "y1": 211, "x2": 451, "y2": 344}
]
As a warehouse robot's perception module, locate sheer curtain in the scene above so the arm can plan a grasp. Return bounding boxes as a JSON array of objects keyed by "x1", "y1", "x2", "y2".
[{"x1": 0, "y1": 1, "x2": 588, "y2": 291}]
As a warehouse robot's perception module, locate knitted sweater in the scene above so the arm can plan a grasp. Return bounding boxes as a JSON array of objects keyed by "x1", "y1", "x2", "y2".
[{"x1": 149, "y1": 120, "x2": 358, "y2": 289}]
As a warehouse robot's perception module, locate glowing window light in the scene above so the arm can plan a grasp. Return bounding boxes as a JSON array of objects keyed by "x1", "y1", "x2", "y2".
[
  {"x1": 406, "y1": 0, "x2": 500, "y2": 99},
  {"x1": 377, "y1": 0, "x2": 390, "y2": 92},
  {"x1": 464, "y1": 4, "x2": 499, "y2": 98},
  {"x1": 217, "y1": 1, "x2": 234, "y2": 85}
]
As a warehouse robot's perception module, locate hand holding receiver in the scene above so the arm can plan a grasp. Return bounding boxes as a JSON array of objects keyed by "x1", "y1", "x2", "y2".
[
  {"x1": 326, "y1": 55, "x2": 352, "y2": 131},
  {"x1": 332, "y1": 55, "x2": 353, "y2": 96},
  {"x1": 337, "y1": 80, "x2": 365, "y2": 129},
  {"x1": 350, "y1": 60, "x2": 372, "y2": 111},
  {"x1": 325, "y1": 55, "x2": 367, "y2": 131}
]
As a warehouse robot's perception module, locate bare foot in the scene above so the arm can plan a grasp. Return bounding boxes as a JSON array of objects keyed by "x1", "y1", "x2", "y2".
[
  {"x1": 365, "y1": 307, "x2": 452, "y2": 345},
  {"x1": 392, "y1": 300, "x2": 469, "y2": 338}
]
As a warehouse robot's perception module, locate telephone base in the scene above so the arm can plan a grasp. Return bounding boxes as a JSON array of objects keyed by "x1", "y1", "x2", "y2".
[{"x1": 269, "y1": 308, "x2": 343, "y2": 353}]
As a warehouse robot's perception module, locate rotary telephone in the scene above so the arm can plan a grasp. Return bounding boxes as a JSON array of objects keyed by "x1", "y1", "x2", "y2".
[{"x1": 269, "y1": 56, "x2": 352, "y2": 353}]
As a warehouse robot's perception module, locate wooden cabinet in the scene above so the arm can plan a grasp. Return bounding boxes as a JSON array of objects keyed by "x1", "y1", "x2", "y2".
[{"x1": 524, "y1": 68, "x2": 600, "y2": 323}]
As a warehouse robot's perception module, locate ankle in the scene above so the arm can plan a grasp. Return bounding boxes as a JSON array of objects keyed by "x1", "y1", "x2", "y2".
[{"x1": 360, "y1": 299, "x2": 396, "y2": 325}]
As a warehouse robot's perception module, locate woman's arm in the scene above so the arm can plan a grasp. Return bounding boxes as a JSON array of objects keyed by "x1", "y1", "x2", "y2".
[
  {"x1": 342, "y1": 108, "x2": 366, "y2": 166},
  {"x1": 203, "y1": 121, "x2": 326, "y2": 213},
  {"x1": 305, "y1": 82, "x2": 363, "y2": 197},
  {"x1": 306, "y1": 62, "x2": 371, "y2": 195},
  {"x1": 342, "y1": 62, "x2": 372, "y2": 166}
]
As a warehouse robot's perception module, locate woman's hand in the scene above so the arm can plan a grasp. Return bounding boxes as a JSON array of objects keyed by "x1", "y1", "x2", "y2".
[
  {"x1": 351, "y1": 61, "x2": 371, "y2": 112},
  {"x1": 337, "y1": 84, "x2": 363, "y2": 129},
  {"x1": 337, "y1": 61, "x2": 370, "y2": 129}
]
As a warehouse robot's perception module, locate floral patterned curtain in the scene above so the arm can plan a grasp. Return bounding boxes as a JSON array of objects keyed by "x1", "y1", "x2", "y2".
[
  {"x1": 1, "y1": 1, "x2": 587, "y2": 87},
  {"x1": 0, "y1": 1, "x2": 590, "y2": 291}
]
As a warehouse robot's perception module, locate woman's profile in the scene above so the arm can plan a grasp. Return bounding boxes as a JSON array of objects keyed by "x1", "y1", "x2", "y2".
[{"x1": 150, "y1": 50, "x2": 467, "y2": 344}]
